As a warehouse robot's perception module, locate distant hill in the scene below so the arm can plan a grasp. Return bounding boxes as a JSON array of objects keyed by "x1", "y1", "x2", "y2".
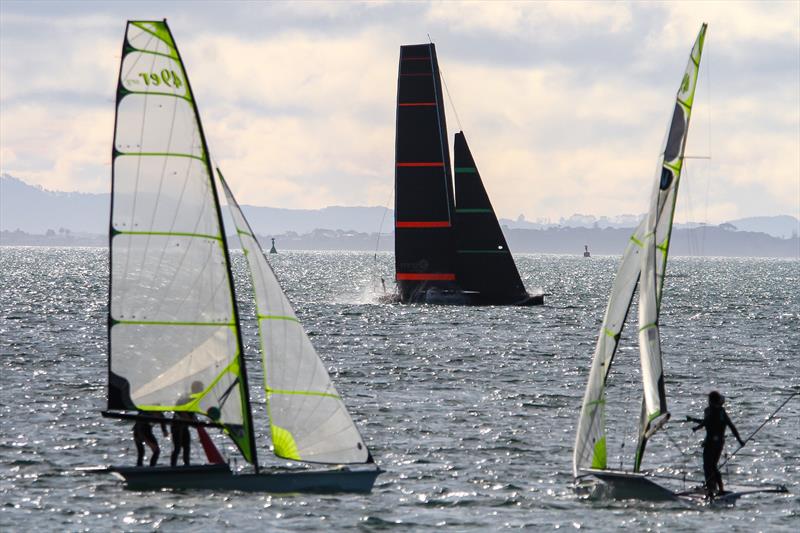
[{"x1": 1, "y1": 174, "x2": 797, "y2": 258}]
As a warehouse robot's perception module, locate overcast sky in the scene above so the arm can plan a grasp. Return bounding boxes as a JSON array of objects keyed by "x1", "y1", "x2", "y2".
[{"x1": 1, "y1": 1, "x2": 798, "y2": 223}]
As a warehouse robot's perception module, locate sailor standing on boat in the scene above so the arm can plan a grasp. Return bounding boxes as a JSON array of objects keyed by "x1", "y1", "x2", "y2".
[
  {"x1": 687, "y1": 391, "x2": 744, "y2": 497},
  {"x1": 133, "y1": 411, "x2": 168, "y2": 467},
  {"x1": 170, "y1": 381, "x2": 204, "y2": 467}
]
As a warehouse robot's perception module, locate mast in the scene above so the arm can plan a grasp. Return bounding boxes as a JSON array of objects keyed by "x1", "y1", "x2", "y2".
[{"x1": 162, "y1": 20, "x2": 259, "y2": 472}]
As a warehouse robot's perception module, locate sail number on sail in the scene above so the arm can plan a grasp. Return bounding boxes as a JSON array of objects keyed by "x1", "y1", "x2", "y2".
[{"x1": 136, "y1": 70, "x2": 183, "y2": 88}]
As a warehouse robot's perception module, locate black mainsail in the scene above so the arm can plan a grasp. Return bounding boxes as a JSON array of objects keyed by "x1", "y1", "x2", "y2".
[
  {"x1": 394, "y1": 43, "x2": 460, "y2": 303},
  {"x1": 392, "y1": 43, "x2": 542, "y2": 306}
]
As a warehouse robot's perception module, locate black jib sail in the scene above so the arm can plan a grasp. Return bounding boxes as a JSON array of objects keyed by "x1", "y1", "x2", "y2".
[{"x1": 453, "y1": 132, "x2": 531, "y2": 305}]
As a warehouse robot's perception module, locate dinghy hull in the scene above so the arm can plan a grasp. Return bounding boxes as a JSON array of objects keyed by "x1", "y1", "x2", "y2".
[{"x1": 111, "y1": 464, "x2": 382, "y2": 493}]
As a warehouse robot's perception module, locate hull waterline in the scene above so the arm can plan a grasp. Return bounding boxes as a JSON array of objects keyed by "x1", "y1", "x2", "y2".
[{"x1": 109, "y1": 464, "x2": 382, "y2": 493}]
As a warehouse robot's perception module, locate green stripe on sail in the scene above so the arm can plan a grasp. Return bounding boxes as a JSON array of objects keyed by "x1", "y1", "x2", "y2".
[
  {"x1": 131, "y1": 21, "x2": 176, "y2": 53},
  {"x1": 130, "y1": 48, "x2": 177, "y2": 61},
  {"x1": 266, "y1": 388, "x2": 340, "y2": 400},
  {"x1": 257, "y1": 314, "x2": 300, "y2": 323},
  {"x1": 114, "y1": 319, "x2": 235, "y2": 327},
  {"x1": 455, "y1": 167, "x2": 477, "y2": 173},
  {"x1": 629, "y1": 235, "x2": 644, "y2": 247},
  {"x1": 457, "y1": 249, "x2": 509, "y2": 254},
  {"x1": 591, "y1": 437, "x2": 607, "y2": 469},
  {"x1": 663, "y1": 160, "x2": 681, "y2": 173},
  {"x1": 120, "y1": 89, "x2": 193, "y2": 103},
  {"x1": 603, "y1": 327, "x2": 617, "y2": 338},
  {"x1": 237, "y1": 228, "x2": 254, "y2": 238},
  {"x1": 455, "y1": 208, "x2": 492, "y2": 213},
  {"x1": 116, "y1": 151, "x2": 203, "y2": 161},
  {"x1": 271, "y1": 424, "x2": 301, "y2": 460},
  {"x1": 639, "y1": 322, "x2": 658, "y2": 332},
  {"x1": 114, "y1": 230, "x2": 221, "y2": 241}
]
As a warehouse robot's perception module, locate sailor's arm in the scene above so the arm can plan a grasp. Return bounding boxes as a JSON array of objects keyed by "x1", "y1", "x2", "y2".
[{"x1": 726, "y1": 413, "x2": 745, "y2": 446}]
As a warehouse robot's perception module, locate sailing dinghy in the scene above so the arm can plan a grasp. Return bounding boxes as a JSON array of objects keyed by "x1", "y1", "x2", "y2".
[
  {"x1": 392, "y1": 43, "x2": 543, "y2": 306},
  {"x1": 572, "y1": 23, "x2": 786, "y2": 504},
  {"x1": 101, "y1": 20, "x2": 380, "y2": 492}
]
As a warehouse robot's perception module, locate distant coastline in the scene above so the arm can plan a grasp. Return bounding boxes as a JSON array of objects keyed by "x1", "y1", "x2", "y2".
[{"x1": 3, "y1": 227, "x2": 797, "y2": 258}]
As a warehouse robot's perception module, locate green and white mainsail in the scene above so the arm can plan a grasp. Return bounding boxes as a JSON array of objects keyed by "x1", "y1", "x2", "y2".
[
  {"x1": 108, "y1": 20, "x2": 256, "y2": 463},
  {"x1": 219, "y1": 171, "x2": 371, "y2": 464},
  {"x1": 573, "y1": 23, "x2": 707, "y2": 476}
]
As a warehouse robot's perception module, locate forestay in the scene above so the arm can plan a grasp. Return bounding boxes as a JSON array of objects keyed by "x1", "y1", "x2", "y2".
[
  {"x1": 635, "y1": 23, "x2": 707, "y2": 470},
  {"x1": 218, "y1": 171, "x2": 371, "y2": 464},
  {"x1": 108, "y1": 20, "x2": 254, "y2": 462}
]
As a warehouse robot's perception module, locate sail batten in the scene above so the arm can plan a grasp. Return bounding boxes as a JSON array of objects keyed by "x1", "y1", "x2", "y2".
[
  {"x1": 219, "y1": 170, "x2": 371, "y2": 465},
  {"x1": 109, "y1": 20, "x2": 255, "y2": 464}
]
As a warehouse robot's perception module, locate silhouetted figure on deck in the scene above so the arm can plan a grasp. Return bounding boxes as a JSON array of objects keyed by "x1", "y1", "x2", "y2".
[
  {"x1": 170, "y1": 380, "x2": 205, "y2": 467},
  {"x1": 133, "y1": 411, "x2": 168, "y2": 467},
  {"x1": 687, "y1": 390, "x2": 744, "y2": 497},
  {"x1": 170, "y1": 410, "x2": 194, "y2": 467}
]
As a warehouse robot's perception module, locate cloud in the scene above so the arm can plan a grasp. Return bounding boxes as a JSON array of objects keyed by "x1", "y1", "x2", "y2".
[{"x1": 0, "y1": 0, "x2": 797, "y2": 224}]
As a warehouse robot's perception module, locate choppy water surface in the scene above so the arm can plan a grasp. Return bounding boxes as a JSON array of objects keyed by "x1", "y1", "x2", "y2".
[{"x1": 1, "y1": 247, "x2": 798, "y2": 531}]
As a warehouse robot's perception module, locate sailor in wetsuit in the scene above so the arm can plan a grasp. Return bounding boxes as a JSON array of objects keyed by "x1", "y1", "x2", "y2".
[
  {"x1": 170, "y1": 410, "x2": 194, "y2": 467},
  {"x1": 133, "y1": 411, "x2": 168, "y2": 467},
  {"x1": 687, "y1": 391, "x2": 744, "y2": 497}
]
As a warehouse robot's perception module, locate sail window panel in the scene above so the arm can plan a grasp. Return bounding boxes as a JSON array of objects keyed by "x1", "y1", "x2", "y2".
[
  {"x1": 398, "y1": 76, "x2": 436, "y2": 104},
  {"x1": 395, "y1": 227, "x2": 454, "y2": 272},
  {"x1": 112, "y1": 156, "x2": 217, "y2": 235},
  {"x1": 396, "y1": 109, "x2": 445, "y2": 162},
  {"x1": 111, "y1": 234, "x2": 232, "y2": 323},
  {"x1": 111, "y1": 323, "x2": 241, "y2": 424},
  {"x1": 121, "y1": 52, "x2": 188, "y2": 99},
  {"x1": 127, "y1": 23, "x2": 174, "y2": 55},
  {"x1": 395, "y1": 171, "x2": 450, "y2": 220},
  {"x1": 116, "y1": 95, "x2": 203, "y2": 158},
  {"x1": 269, "y1": 393, "x2": 367, "y2": 464}
]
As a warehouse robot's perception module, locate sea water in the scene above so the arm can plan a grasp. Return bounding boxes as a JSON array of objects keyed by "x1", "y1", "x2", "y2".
[{"x1": 1, "y1": 247, "x2": 798, "y2": 530}]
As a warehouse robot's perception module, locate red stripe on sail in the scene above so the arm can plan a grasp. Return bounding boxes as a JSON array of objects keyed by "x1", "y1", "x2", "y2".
[
  {"x1": 397, "y1": 273, "x2": 456, "y2": 281},
  {"x1": 399, "y1": 102, "x2": 436, "y2": 107},
  {"x1": 396, "y1": 221, "x2": 451, "y2": 228},
  {"x1": 396, "y1": 162, "x2": 444, "y2": 167}
]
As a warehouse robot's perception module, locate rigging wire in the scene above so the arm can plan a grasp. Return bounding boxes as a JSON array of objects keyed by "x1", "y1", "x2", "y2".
[
  {"x1": 427, "y1": 34, "x2": 464, "y2": 133},
  {"x1": 719, "y1": 390, "x2": 798, "y2": 470}
]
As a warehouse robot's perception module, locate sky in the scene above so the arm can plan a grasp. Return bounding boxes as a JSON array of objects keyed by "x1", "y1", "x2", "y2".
[{"x1": 1, "y1": 1, "x2": 798, "y2": 224}]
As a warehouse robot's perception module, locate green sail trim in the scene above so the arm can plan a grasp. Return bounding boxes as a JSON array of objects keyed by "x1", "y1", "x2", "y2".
[
  {"x1": 116, "y1": 151, "x2": 204, "y2": 161},
  {"x1": 130, "y1": 21, "x2": 177, "y2": 56},
  {"x1": 455, "y1": 208, "x2": 492, "y2": 213},
  {"x1": 114, "y1": 319, "x2": 235, "y2": 327},
  {"x1": 591, "y1": 437, "x2": 607, "y2": 469},
  {"x1": 114, "y1": 230, "x2": 222, "y2": 241},
  {"x1": 271, "y1": 424, "x2": 301, "y2": 460},
  {"x1": 258, "y1": 314, "x2": 300, "y2": 323},
  {"x1": 454, "y1": 167, "x2": 478, "y2": 173},
  {"x1": 266, "y1": 388, "x2": 340, "y2": 400}
]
